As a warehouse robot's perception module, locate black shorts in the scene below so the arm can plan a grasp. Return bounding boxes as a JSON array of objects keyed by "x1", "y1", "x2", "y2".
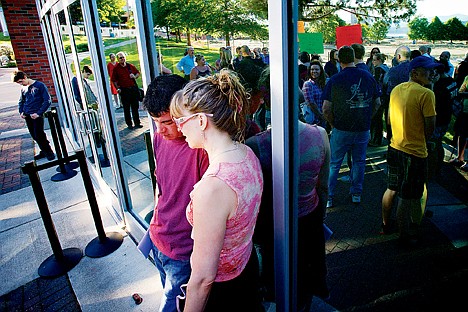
[{"x1": 387, "y1": 146, "x2": 427, "y2": 199}]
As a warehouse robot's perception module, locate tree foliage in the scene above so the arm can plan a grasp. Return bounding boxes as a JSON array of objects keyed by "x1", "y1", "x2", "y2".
[
  {"x1": 307, "y1": 14, "x2": 346, "y2": 44},
  {"x1": 426, "y1": 16, "x2": 446, "y2": 42},
  {"x1": 408, "y1": 17, "x2": 429, "y2": 40},
  {"x1": 97, "y1": 0, "x2": 126, "y2": 24},
  {"x1": 242, "y1": 0, "x2": 417, "y2": 23},
  {"x1": 445, "y1": 17, "x2": 468, "y2": 42},
  {"x1": 151, "y1": 0, "x2": 267, "y2": 46},
  {"x1": 408, "y1": 16, "x2": 468, "y2": 43},
  {"x1": 366, "y1": 20, "x2": 390, "y2": 43}
]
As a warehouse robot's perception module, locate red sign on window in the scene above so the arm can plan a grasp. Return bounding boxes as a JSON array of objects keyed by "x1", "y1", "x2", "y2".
[{"x1": 336, "y1": 24, "x2": 362, "y2": 48}]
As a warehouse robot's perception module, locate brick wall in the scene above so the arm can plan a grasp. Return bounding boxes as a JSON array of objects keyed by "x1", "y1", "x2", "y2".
[{"x1": 1, "y1": 0, "x2": 56, "y2": 100}]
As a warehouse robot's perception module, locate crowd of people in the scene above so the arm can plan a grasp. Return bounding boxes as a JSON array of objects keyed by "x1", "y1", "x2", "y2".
[{"x1": 133, "y1": 42, "x2": 468, "y2": 311}]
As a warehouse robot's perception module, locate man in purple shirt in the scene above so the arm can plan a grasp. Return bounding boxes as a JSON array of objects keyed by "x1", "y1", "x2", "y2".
[{"x1": 142, "y1": 75, "x2": 209, "y2": 312}]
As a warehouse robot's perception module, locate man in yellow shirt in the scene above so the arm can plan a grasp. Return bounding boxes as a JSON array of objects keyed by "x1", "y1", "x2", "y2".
[{"x1": 381, "y1": 56, "x2": 443, "y2": 246}]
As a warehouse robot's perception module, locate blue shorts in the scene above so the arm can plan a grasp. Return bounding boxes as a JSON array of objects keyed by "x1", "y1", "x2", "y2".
[{"x1": 386, "y1": 146, "x2": 427, "y2": 199}]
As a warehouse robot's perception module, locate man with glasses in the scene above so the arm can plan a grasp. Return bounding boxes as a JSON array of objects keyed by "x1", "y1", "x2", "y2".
[
  {"x1": 111, "y1": 51, "x2": 142, "y2": 129},
  {"x1": 261, "y1": 47, "x2": 269, "y2": 65},
  {"x1": 141, "y1": 74, "x2": 209, "y2": 312},
  {"x1": 381, "y1": 56, "x2": 442, "y2": 246},
  {"x1": 13, "y1": 71, "x2": 55, "y2": 161},
  {"x1": 176, "y1": 46, "x2": 195, "y2": 80}
]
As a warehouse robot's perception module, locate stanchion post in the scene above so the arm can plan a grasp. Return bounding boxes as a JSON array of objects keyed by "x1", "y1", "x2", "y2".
[
  {"x1": 21, "y1": 161, "x2": 82, "y2": 277},
  {"x1": 22, "y1": 162, "x2": 65, "y2": 260},
  {"x1": 76, "y1": 150, "x2": 124, "y2": 258},
  {"x1": 144, "y1": 131, "x2": 157, "y2": 192},
  {"x1": 46, "y1": 111, "x2": 65, "y2": 173},
  {"x1": 76, "y1": 150, "x2": 106, "y2": 240},
  {"x1": 51, "y1": 108, "x2": 79, "y2": 170},
  {"x1": 46, "y1": 111, "x2": 78, "y2": 182}
]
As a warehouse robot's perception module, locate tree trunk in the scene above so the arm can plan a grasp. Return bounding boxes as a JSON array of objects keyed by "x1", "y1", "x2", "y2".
[
  {"x1": 165, "y1": 26, "x2": 170, "y2": 41},
  {"x1": 187, "y1": 30, "x2": 191, "y2": 46},
  {"x1": 225, "y1": 32, "x2": 230, "y2": 47}
]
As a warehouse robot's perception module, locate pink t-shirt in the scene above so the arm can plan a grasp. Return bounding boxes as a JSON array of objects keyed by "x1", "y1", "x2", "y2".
[
  {"x1": 149, "y1": 134, "x2": 209, "y2": 261},
  {"x1": 187, "y1": 145, "x2": 263, "y2": 282}
]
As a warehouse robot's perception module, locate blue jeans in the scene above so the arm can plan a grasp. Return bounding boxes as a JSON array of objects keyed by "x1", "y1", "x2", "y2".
[
  {"x1": 152, "y1": 243, "x2": 191, "y2": 312},
  {"x1": 328, "y1": 129, "x2": 370, "y2": 198}
]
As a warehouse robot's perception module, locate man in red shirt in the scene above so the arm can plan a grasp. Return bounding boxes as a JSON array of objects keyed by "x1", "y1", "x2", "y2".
[{"x1": 111, "y1": 51, "x2": 142, "y2": 129}]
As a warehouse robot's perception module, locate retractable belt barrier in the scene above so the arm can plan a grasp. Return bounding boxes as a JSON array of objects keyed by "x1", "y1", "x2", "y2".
[{"x1": 21, "y1": 149, "x2": 123, "y2": 278}]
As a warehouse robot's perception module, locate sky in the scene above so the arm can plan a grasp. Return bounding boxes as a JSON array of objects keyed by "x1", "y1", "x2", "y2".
[
  {"x1": 338, "y1": 0, "x2": 463, "y2": 22},
  {"x1": 416, "y1": 0, "x2": 463, "y2": 19}
]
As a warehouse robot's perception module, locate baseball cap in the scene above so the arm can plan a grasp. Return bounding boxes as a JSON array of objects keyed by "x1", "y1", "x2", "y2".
[{"x1": 409, "y1": 56, "x2": 444, "y2": 71}]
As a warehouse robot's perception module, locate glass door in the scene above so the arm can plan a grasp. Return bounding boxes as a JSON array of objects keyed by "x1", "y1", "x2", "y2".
[{"x1": 51, "y1": 2, "x2": 121, "y2": 209}]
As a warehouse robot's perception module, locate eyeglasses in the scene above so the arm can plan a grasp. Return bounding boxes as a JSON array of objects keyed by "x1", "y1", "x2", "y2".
[
  {"x1": 173, "y1": 113, "x2": 213, "y2": 130},
  {"x1": 118, "y1": 56, "x2": 125, "y2": 59}
]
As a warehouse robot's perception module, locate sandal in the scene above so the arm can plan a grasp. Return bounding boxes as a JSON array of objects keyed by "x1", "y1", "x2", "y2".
[{"x1": 448, "y1": 158, "x2": 464, "y2": 167}]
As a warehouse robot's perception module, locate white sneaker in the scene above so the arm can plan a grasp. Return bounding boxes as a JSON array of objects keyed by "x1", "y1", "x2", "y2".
[{"x1": 326, "y1": 197, "x2": 334, "y2": 208}]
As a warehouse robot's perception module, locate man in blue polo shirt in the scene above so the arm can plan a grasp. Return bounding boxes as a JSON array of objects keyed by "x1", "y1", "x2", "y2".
[
  {"x1": 323, "y1": 46, "x2": 381, "y2": 208},
  {"x1": 176, "y1": 46, "x2": 195, "y2": 80}
]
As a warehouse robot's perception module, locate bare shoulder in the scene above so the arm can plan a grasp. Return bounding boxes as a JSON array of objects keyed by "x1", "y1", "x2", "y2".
[{"x1": 192, "y1": 176, "x2": 236, "y2": 218}]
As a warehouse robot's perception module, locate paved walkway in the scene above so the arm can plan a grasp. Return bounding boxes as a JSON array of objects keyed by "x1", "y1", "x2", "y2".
[{"x1": 0, "y1": 68, "x2": 35, "y2": 194}]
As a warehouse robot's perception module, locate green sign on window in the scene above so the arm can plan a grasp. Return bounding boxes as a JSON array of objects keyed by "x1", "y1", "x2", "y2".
[{"x1": 298, "y1": 33, "x2": 324, "y2": 54}]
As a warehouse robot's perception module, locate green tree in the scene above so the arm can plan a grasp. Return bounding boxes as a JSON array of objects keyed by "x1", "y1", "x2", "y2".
[
  {"x1": 426, "y1": 16, "x2": 445, "y2": 43},
  {"x1": 97, "y1": 0, "x2": 126, "y2": 25},
  {"x1": 205, "y1": 0, "x2": 267, "y2": 46},
  {"x1": 151, "y1": 0, "x2": 267, "y2": 46},
  {"x1": 307, "y1": 14, "x2": 346, "y2": 44},
  {"x1": 251, "y1": 0, "x2": 417, "y2": 24},
  {"x1": 366, "y1": 20, "x2": 390, "y2": 43},
  {"x1": 408, "y1": 17, "x2": 428, "y2": 41},
  {"x1": 445, "y1": 17, "x2": 468, "y2": 43},
  {"x1": 152, "y1": 0, "x2": 207, "y2": 45}
]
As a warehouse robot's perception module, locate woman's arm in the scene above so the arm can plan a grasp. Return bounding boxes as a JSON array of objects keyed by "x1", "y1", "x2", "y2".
[
  {"x1": 190, "y1": 68, "x2": 197, "y2": 80},
  {"x1": 184, "y1": 177, "x2": 236, "y2": 312},
  {"x1": 161, "y1": 64, "x2": 172, "y2": 74}
]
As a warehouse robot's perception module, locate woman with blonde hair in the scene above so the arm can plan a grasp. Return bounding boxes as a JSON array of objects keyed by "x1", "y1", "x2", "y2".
[{"x1": 170, "y1": 69, "x2": 264, "y2": 311}]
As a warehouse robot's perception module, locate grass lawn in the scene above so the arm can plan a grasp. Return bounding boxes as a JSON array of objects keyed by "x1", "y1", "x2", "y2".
[
  {"x1": 0, "y1": 33, "x2": 12, "y2": 46},
  {"x1": 100, "y1": 38, "x2": 220, "y2": 84}
]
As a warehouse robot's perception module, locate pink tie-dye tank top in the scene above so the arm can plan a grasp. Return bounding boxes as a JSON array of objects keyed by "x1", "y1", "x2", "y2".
[{"x1": 187, "y1": 145, "x2": 263, "y2": 282}]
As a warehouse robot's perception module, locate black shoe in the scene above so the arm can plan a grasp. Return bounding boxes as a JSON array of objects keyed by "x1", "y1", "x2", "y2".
[
  {"x1": 46, "y1": 152, "x2": 56, "y2": 161},
  {"x1": 134, "y1": 124, "x2": 143, "y2": 128},
  {"x1": 127, "y1": 125, "x2": 134, "y2": 129},
  {"x1": 34, "y1": 151, "x2": 46, "y2": 160}
]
